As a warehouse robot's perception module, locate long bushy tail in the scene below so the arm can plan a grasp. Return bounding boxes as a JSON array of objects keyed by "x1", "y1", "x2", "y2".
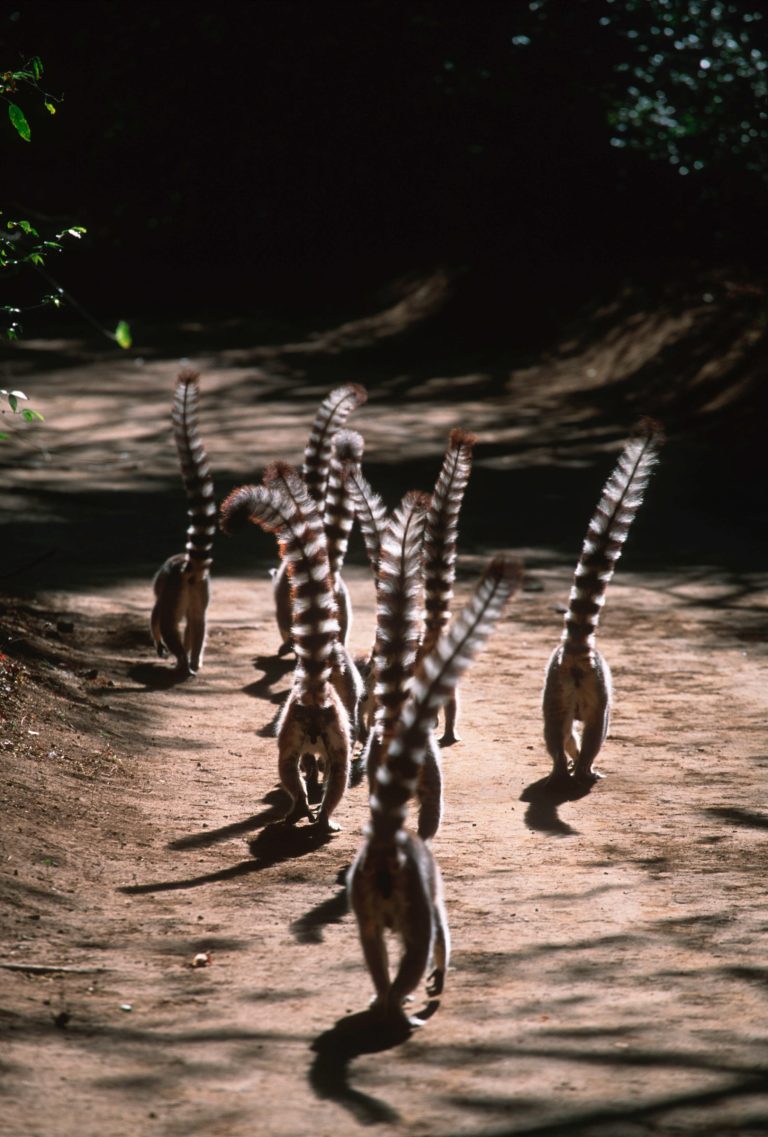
[
  {"x1": 173, "y1": 366, "x2": 215, "y2": 569},
  {"x1": 323, "y1": 429, "x2": 364, "y2": 579},
  {"x1": 563, "y1": 418, "x2": 663, "y2": 657},
  {"x1": 372, "y1": 491, "x2": 431, "y2": 743},
  {"x1": 421, "y1": 428, "x2": 477, "y2": 652},
  {"x1": 302, "y1": 384, "x2": 367, "y2": 506},
  {"x1": 220, "y1": 462, "x2": 338, "y2": 699},
  {"x1": 343, "y1": 461, "x2": 389, "y2": 573},
  {"x1": 370, "y1": 556, "x2": 521, "y2": 842}
]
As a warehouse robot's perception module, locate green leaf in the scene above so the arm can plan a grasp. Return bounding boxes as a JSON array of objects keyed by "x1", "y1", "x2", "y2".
[
  {"x1": 45, "y1": 101, "x2": 56, "y2": 116},
  {"x1": 31, "y1": 57, "x2": 44, "y2": 81},
  {"x1": 114, "y1": 320, "x2": 132, "y2": 350},
  {"x1": 8, "y1": 394, "x2": 18, "y2": 413},
  {"x1": 8, "y1": 103, "x2": 31, "y2": 142},
  {"x1": 21, "y1": 409, "x2": 44, "y2": 423}
]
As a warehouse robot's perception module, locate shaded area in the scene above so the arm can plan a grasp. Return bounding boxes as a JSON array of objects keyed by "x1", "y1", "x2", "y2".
[{"x1": 119, "y1": 820, "x2": 336, "y2": 895}]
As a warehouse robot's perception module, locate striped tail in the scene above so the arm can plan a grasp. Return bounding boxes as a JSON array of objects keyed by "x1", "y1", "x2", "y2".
[
  {"x1": 221, "y1": 462, "x2": 339, "y2": 702},
  {"x1": 563, "y1": 419, "x2": 663, "y2": 657},
  {"x1": 370, "y1": 556, "x2": 521, "y2": 842},
  {"x1": 343, "y1": 462, "x2": 389, "y2": 573},
  {"x1": 323, "y1": 429, "x2": 364, "y2": 580},
  {"x1": 372, "y1": 491, "x2": 431, "y2": 745},
  {"x1": 173, "y1": 366, "x2": 215, "y2": 570},
  {"x1": 421, "y1": 429, "x2": 477, "y2": 652},
  {"x1": 302, "y1": 383, "x2": 367, "y2": 506}
]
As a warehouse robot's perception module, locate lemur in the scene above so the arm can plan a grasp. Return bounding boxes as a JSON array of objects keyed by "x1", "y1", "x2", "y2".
[
  {"x1": 359, "y1": 490, "x2": 445, "y2": 840},
  {"x1": 272, "y1": 383, "x2": 367, "y2": 654},
  {"x1": 541, "y1": 419, "x2": 663, "y2": 787},
  {"x1": 348, "y1": 556, "x2": 521, "y2": 1028},
  {"x1": 221, "y1": 462, "x2": 360, "y2": 832},
  {"x1": 415, "y1": 428, "x2": 477, "y2": 746},
  {"x1": 150, "y1": 366, "x2": 216, "y2": 676}
]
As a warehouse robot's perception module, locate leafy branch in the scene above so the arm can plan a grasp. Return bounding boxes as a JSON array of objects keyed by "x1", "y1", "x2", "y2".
[{"x1": 0, "y1": 55, "x2": 58, "y2": 142}]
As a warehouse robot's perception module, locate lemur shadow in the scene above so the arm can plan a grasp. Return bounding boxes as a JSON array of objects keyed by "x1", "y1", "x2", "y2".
[
  {"x1": 120, "y1": 814, "x2": 336, "y2": 895},
  {"x1": 167, "y1": 789, "x2": 286, "y2": 850},
  {"x1": 309, "y1": 1008, "x2": 429, "y2": 1126},
  {"x1": 290, "y1": 882, "x2": 349, "y2": 944},
  {"x1": 245, "y1": 652, "x2": 294, "y2": 697},
  {"x1": 519, "y1": 775, "x2": 596, "y2": 837},
  {"x1": 126, "y1": 660, "x2": 193, "y2": 690}
]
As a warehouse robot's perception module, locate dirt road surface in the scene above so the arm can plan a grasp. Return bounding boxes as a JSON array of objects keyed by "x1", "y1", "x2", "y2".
[{"x1": 1, "y1": 295, "x2": 766, "y2": 1136}]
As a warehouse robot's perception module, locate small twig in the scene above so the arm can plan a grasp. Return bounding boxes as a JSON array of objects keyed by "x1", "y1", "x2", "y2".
[{"x1": 0, "y1": 962, "x2": 111, "y2": 974}]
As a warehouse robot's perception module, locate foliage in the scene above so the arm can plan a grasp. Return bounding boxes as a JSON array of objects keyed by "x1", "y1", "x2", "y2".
[
  {"x1": 0, "y1": 388, "x2": 44, "y2": 441},
  {"x1": 0, "y1": 54, "x2": 57, "y2": 142},
  {"x1": 603, "y1": 0, "x2": 768, "y2": 180}
]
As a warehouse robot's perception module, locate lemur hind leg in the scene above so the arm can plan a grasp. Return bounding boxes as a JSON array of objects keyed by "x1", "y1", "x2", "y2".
[
  {"x1": 387, "y1": 867, "x2": 434, "y2": 1024},
  {"x1": 416, "y1": 733, "x2": 443, "y2": 841},
  {"x1": 184, "y1": 572, "x2": 210, "y2": 674},
  {"x1": 426, "y1": 884, "x2": 450, "y2": 997},
  {"x1": 572, "y1": 652, "x2": 612, "y2": 784},
  {"x1": 314, "y1": 711, "x2": 351, "y2": 834},
  {"x1": 276, "y1": 707, "x2": 313, "y2": 824},
  {"x1": 439, "y1": 691, "x2": 461, "y2": 746}
]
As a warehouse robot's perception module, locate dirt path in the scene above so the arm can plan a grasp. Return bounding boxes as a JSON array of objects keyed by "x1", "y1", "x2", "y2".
[{"x1": 1, "y1": 318, "x2": 767, "y2": 1136}]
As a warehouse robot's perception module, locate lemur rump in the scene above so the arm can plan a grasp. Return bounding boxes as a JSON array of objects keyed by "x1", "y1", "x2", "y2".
[
  {"x1": 348, "y1": 557, "x2": 520, "y2": 1028},
  {"x1": 542, "y1": 420, "x2": 663, "y2": 786},
  {"x1": 150, "y1": 367, "x2": 215, "y2": 676},
  {"x1": 221, "y1": 463, "x2": 357, "y2": 832},
  {"x1": 272, "y1": 383, "x2": 367, "y2": 653}
]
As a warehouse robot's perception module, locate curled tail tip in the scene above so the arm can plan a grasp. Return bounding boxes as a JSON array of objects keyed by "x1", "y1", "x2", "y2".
[
  {"x1": 633, "y1": 416, "x2": 665, "y2": 447},
  {"x1": 347, "y1": 382, "x2": 368, "y2": 407},
  {"x1": 177, "y1": 363, "x2": 200, "y2": 386},
  {"x1": 219, "y1": 485, "x2": 259, "y2": 534},
  {"x1": 403, "y1": 489, "x2": 432, "y2": 514},
  {"x1": 448, "y1": 426, "x2": 478, "y2": 450},
  {"x1": 263, "y1": 459, "x2": 298, "y2": 485},
  {"x1": 332, "y1": 428, "x2": 365, "y2": 462},
  {"x1": 487, "y1": 554, "x2": 524, "y2": 592}
]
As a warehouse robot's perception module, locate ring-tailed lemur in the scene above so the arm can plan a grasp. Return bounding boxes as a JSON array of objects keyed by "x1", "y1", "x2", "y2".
[
  {"x1": 348, "y1": 556, "x2": 521, "y2": 1028},
  {"x1": 542, "y1": 419, "x2": 663, "y2": 786},
  {"x1": 150, "y1": 367, "x2": 216, "y2": 676},
  {"x1": 221, "y1": 462, "x2": 361, "y2": 831},
  {"x1": 416, "y1": 428, "x2": 477, "y2": 745},
  {"x1": 272, "y1": 384, "x2": 367, "y2": 654}
]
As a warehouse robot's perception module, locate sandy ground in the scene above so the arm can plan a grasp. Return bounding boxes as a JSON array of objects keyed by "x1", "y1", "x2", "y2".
[{"x1": 1, "y1": 305, "x2": 767, "y2": 1137}]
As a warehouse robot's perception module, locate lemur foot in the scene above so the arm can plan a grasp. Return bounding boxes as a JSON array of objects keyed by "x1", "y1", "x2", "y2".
[
  {"x1": 426, "y1": 967, "x2": 445, "y2": 997},
  {"x1": 313, "y1": 812, "x2": 341, "y2": 835}
]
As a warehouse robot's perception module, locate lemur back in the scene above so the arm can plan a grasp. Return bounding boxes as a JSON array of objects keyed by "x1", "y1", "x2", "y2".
[
  {"x1": 150, "y1": 367, "x2": 216, "y2": 676},
  {"x1": 416, "y1": 428, "x2": 477, "y2": 745},
  {"x1": 348, "y1": 556, "x2": 520, "y2": 1028},
  {"x1": 273, "y1": 383, "x2": 367, "y2": 654},
  {"x1": 221, "y1": 462, "x2": 355, "y2": 832},
  {"x1": 542, "y1": 419, "x2": 663, "y2": 786}
]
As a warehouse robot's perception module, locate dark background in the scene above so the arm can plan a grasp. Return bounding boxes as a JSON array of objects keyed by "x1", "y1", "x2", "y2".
[{"x1": 4, "y1": 0, "x2": 767, "y2": 326}]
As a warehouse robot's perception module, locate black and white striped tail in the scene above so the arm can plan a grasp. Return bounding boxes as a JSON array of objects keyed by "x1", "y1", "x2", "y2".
[
  {"x1": 220, "y1": 462, "x2": 338, "y2": 701},
  {"x1": 343, "y1": 462, "x2": 389, "y2": 574},
  {"x1": 421, "y1": 428, "x2": 477, "y2": 648},
  {"x1": 173, "y1": 367, "x2": 215, "y2": 571},
  {"x1": 370, "y1": 556, "x2": 521, "y2": 842},
  {"x1": 324, "y1": 429, "x2": 364, "y2": 580},
  {"x1": 563, "y1": 419, "x2": 663, "y2": 657},
  {"x1": 302, "y1": 384, "x2": 367, "y2": 506},
  {"x1": 372, "y1": 491, "x2": 430, "y2": 742}
]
